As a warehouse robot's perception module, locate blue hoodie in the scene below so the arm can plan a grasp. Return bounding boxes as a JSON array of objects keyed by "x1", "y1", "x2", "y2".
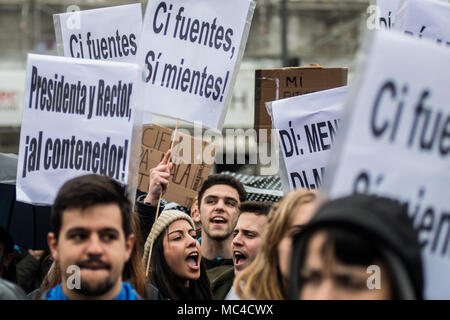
[{"x1": 45, "y1": 282, "x2": 139, "y2": 300}]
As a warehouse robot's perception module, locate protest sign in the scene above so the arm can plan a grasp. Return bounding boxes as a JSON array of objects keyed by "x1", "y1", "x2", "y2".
[
  {"x1": 254, "y1": 65, "x2": 347, "y2": 142},
  {"x1": 138, "y1": 124, "x2": 215, "y2": 208},
  {"x1": 368, "y1": 0, "x2": 402, "y2": 30},
  {"x1": 394, "y1": 0, "x2": 450, "y2": 47},
  {"x1": 270, "y1": 86, "x2": 346, "y2": 192},
  {"x1": 16, "y1": 54, "x2": 139, "y2": 205},
  {"x1": 137, "y1": 0, "x2": 255, "y2": 129},
  {"x1": 323, "y1": 30, "x2": 450, "y2": 299},
  {"x1": 54, "y1": 3, "x2": 142, "y2": 62}
]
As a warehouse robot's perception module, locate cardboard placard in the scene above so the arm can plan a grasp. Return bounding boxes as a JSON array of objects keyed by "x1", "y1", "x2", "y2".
[
  {"x1": 323, "y1": 30, "x2": 450, "y2": 299},
  {"x1": 254, "y1": 65, "x2": 347, "y2": 142},
  {"x1": 138, "y1": 124, "x2": 215, "y2": 208}
]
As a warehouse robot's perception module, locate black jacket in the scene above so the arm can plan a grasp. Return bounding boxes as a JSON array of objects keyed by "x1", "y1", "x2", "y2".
[{"x1": 290, "y1": 194, "x2": 423, "y2": 300}]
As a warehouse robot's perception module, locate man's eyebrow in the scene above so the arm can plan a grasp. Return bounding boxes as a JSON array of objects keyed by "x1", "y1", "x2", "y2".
[
  {"x1": 66, "y1": 227, "x2": 89, "y2": 234},
  {"x1": 205, "y1": 195, "x2": 238, "y2": 201}
]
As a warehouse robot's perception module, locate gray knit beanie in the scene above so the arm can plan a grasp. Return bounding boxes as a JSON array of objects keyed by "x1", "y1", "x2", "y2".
[{"x1": 142, "y1": 210, "x2": 195, "y2": 267}]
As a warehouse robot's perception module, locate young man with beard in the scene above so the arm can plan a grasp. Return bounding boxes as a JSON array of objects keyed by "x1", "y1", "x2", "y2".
[{"x1": 45, "y1": 174, "x2": 140, "y2": 300}]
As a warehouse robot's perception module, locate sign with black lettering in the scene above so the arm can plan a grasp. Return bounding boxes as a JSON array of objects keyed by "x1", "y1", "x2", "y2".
[
  {"x1": 137, "y1": 0, "x2": 255, "y2": 129},
  {"x1": 324, "y1": 30, "x2": 450, "y2": 299},
  {"x1": 368, "y1": 0, "x2": 401, "y2": 30},
  {"x1": 395, "y1": 0, "x2": 450, "y2": 47},
  {"x1": 16, "y1": 54, "x2": 139, "y2": 205},
  {"x1": 269, "y1": 86, "x2": 346, "y2": 191},
  {"x1": 54, "y1": 4, "x2": 142, "y2": 62}
]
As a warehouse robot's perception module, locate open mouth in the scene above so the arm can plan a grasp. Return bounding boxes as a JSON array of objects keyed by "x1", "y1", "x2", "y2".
[
  {"x1": 186, "y1": 251, "x2": 200, "y2": 270},
  {"x1": 211, "y1": 216, "x2": 227, "y2": 225},
  {"x1": 233, "y1": 251, "x2": 248, "y2": 267}
]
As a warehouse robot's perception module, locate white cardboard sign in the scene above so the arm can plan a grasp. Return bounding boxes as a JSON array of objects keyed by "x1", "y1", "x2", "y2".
[
  {"x1": 0, "y1": 70, "x2": 25, "y2": 126},
  {"x1": 16, "y1": 54, "x2": 139, "y2": 205},
  {"x1": 324, "y1": 31, "x2": 450, "y2": 299},
  {"x1": 137, "y1": 0, "x2": 255, "y2": 129},
  {"x1": 395, "y1": 0, "x2": 450, "y2": 47},
  {"x1": 54, "y1": 4, "x2": 142, "y2": 62},
  {"x1": 270, "y1": 86, "x2": 347, "y2": 192}
]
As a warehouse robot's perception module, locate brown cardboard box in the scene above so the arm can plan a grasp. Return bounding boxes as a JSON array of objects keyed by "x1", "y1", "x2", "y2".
[
  {"x1": 137, "y1": 124, "x2": 215, "y2": 208},
  {"x1": 254, "y1": 65, "x2": 348, "y2": 141}
]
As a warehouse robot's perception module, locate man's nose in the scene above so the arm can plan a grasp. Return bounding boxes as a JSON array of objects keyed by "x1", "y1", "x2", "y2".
[
  {"x1": 214, "y1": 199, "x2": 225, "y2": 211},
  {"x1": 86, "y1": 234, "x2": 103, "y2": 255}
]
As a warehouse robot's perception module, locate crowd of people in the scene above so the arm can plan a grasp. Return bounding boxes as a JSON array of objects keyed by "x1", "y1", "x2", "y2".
[{"x1": 0, "y1": 151, "x2": 423, "y2": 300}]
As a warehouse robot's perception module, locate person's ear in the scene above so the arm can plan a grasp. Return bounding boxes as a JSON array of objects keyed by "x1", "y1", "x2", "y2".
[
  {"x1": 47, "y1": 232, "x2": 59, "y2": 262},
  {"x1": 124, "y1": 234, "x2": 135, "y2": 262}
]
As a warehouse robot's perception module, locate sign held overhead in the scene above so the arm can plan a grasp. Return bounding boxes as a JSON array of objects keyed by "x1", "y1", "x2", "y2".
[
  {"x1": 323, "y1": 30, "x2": 450, "y2": 299},
  {"x1": 54, "y1": 3, "x2": 143, "y2": 62},
  {"x1": 17, "y1": 54, "x2": 140, "y2": 205},
  {"x1": 137, "y1": 0, "x2": 255, "y2": 129}
]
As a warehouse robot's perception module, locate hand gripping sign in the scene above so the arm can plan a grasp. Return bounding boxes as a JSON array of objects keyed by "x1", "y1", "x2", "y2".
[
  {"x1": 323, "y1": 30, "x2": 450, "y2": 299},
  {"x1": 16, "y1": 54, "x2": 140, "y2": 205},
  {"x1": 269, "y1": 86, "x2": 347, "y2": 192},
  {"x1": 137, "y1": 0, "x2": 255, "y2": 130},
  {"x1": 54, "y1": 3, "x2": 143, "y2": 62}
]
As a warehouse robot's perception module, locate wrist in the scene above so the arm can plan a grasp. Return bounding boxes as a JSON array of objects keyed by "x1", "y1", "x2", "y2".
[{"x1": 143, "y1": 195, "x2": 157, "y2": 206}]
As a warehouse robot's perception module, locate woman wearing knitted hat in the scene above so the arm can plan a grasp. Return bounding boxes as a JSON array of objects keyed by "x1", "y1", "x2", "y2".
[{"x1": 142, "y1": 210, "x2": 213, "y2": 300}]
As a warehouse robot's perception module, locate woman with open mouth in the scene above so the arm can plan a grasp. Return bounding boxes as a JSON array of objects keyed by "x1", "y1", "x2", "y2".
[{"x1": 142, "y1": 210, "x2": 213, "y2": 300}]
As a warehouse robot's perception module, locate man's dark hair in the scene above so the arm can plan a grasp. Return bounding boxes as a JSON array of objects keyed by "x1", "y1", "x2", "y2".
[
  {"x1": 239, "y1": 201, "x2": 272, "y2": 217},
  {"x1": 51, "y1": 174, "x2": 132, "y2": 239},
  {"x1": 198, "y1": 174, "x2": 247, "y2": 209}
]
